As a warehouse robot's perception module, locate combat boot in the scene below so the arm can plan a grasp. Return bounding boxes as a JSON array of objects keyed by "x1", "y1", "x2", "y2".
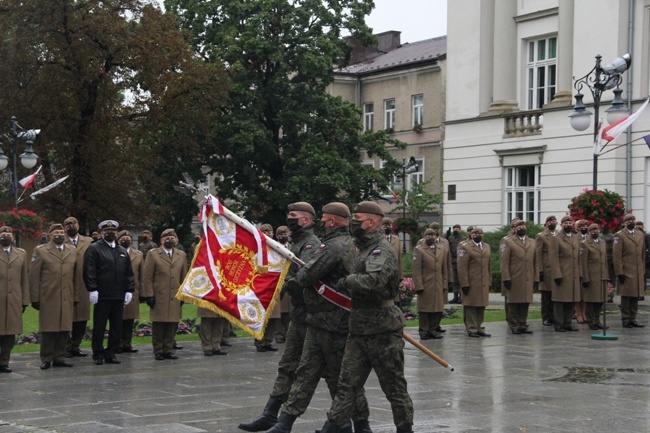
[
  {"x1": 238, "y1": 397, "x2": 282, "y2": 432},
  {"x1": 317, "y1": 420, "x2": 341, "y2": 433},
  {"x1": 315, "y1": 420, "x2": 350, "y2": 433},
  {"x1": 353, "y1": 419, "x2": 373, "y2": 433},
  {"x1": 395, "y1": 427, "x2": 414, "y2": 433},
  {"x1": 265, "y1": 412, "x2": 297, "y2": 433}
]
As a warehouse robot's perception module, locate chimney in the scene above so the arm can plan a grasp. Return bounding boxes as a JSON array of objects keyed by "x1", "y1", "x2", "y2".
[{"x1": 346, "y1": 31, "x2": 401, "y2": 65}]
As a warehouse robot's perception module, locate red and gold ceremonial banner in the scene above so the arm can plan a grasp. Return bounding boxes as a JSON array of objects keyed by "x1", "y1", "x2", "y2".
[{"x1": 177, "y1": 195, "x2": 291, "y2": 339}]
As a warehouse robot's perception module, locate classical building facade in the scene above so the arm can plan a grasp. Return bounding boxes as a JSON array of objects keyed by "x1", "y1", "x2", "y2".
[
  {"x1": 330, "y1": 31, "x2": 447, "y2": 222},
  {"x1": 445, "y1": 0, "x2": 650, "y2": 230}
]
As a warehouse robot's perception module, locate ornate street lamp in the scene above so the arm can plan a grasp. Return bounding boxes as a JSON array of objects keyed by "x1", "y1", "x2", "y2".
[
  {"x1": 401, "y1": 156, "x2": 418, "y2": 254},
  {"x1": 0, "y1": 117, "x2": 40, "y2": 209},
  {"x1": 569, "y1": 54, "x2": 631, "y2": 190}
]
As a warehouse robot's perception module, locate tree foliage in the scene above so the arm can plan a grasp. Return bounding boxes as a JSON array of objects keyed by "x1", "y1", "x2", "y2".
[
  {"x1": 0, "y1": 0, "x2": 228, "y2": 239},
  {"x1": 166, "y1": 0, "x2": 404, "y2": 227}
]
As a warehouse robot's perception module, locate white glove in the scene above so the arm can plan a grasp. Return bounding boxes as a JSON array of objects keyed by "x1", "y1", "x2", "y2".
[
  {"x1": 89, "y1": 291, "x2": 99, "y2": 305},
  {"x1": 124, "y1": 292, "x2": 133, "y2": 305}
]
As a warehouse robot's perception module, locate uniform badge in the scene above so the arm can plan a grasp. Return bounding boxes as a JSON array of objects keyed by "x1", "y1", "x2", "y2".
[
  {"x1": 500, "y1": 243, "x2": 506, "y2": 253},
  {"x1": 31, "y1": 252, "x2": 37, "y2": 263},
  {"x1": 120, "y1": 253, "x2": 126, "y2": 257},
  {"x1": 579, "y1": 247, "x2": 584, "y2": 255},
  {"x1": 319, "y1": 244, "x2": 326, "y2": 249},
  {"x1": 458, "y1": 249, "x2": 465, "y2": 257},
  {"x1": 613, "y1": 237, "x2": 619, "y2": 245},
  {"x1": 371, "y1": 249, "x2": 381, "y2": 255},
  {"x1": 412, "y1": 253, "x2": 417, "y2": 261},
  {"x1": 305, "y1": 244, "x2": 313, "y2": 249}
]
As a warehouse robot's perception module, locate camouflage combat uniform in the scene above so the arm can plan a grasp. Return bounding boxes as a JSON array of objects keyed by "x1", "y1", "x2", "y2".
[
  {"x1": 327, "y1": 228, "x2": 414, "y2": 431},
  {"x1": 282, "y1": 226, "x2": 369, "y2": 420}
]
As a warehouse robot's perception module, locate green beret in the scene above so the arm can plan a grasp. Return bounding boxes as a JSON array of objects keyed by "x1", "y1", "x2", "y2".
[
  {"x1": 545, "y1": 215, "x2": 557, "y2": 223},
  {"x1": 624, "y1": 214, "x2": 635, "y2": 222},
  {"x1": 64, "y1": 216, "x2": 78, "y2": 225},
  {"x1": 322, "y1": 202, "x2": 350, "y2": 218},
  {"x1": 288, "y1": 201, "x2": 315, "y2": 216},
  {"x1": 276, "y1": 225, "x2": 289, "y2": 235},
  {"x1": 560, "y1": 216, "x2": 573, "y2": 223},
  {"x1": 0, "y1": 226, "x2": 12, "y2": 234},
  {"x1": 588, "y1": 223, "x2": 599, "y2": 231},
  {"x1": 424, "y1": 228, "x2": 435, "y2": 236},
  {"x1": 382, "y1": 217, "x2": 394, "y2": 225},
  {"x1": 161, "y1": 228, "x2": 177, "y2": 238},
  {"x1": 117, "y1": 230, "x2": 131, "y2": 239},
  {"x1": 429, "y1": 221, "x2": 440, "y2": 229},
  {"x1": 515, "y1": 220, "x2": 526, "y2": 227},
  {"x1": 49, "y1": 223, "x2": 64, "y2": 233},
  {"x1": 510, "y1": 218, "x2": 521, "y2": 228},
  {"x1": 353, "y1": 201, "x2": 384, "y2": 217}
]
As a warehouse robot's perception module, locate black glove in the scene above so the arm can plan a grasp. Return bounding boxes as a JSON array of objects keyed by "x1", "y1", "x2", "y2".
[
  {"x1": 31, "y1": 302, "x2": 40, "y2": 311},
  {"x1": 139, "y1": 297, "x2": 146, "y2": 303},
  {"x1": 539, "y1": 272, "x2": 544, "y2": 282},
  {"x1": 333, "y1": 278, "x2": 346, "y2": 292},
  {"x1": 462, "y1": 286, "x2": 470, "y2": 295},
  {"x1": 503, "y1": 280, "x2": 512, "y2": 290},
  {"x1": 554, "y1": 277, "x2": 563, "y2": 286},
  {"x1": 22, "y1": 305, "x2": 27, "y2": 313},
  {"x1": 445, "y1": 227, "x2": 451, "y2": 238},
  {"x1": 618, "y1": 275, "x2": 626, "y2": 284},
  {"x1": 146, "y1": 297, "x2": 155, "y2": 308}
]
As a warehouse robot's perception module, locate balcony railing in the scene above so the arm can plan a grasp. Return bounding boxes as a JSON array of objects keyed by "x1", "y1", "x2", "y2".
[{"x1": 503, "y1": 110, "x2": 543, "y2": 138}]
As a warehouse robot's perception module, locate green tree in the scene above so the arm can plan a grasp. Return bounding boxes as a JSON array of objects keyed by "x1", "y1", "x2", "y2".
[
  {"x1": 0, "y1": 0, "x2": 228, "y2": 239},
  {"x1": 166, "y1": 0, "x2": 403, "y2": 227},
  {"x1": 393, "y1": 178, "x2": 442, "y2": 233}
]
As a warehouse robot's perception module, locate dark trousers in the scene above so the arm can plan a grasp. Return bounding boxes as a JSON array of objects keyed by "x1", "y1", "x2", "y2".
[
  {"x1": 121, "y1": 318, "x2": 135, "y2": 349},
  {"x1": 541, "y1": 290, "x2": 554, "y2": 322},
  {"x1": 620, "y1": 296, "x2": 639, "y2": 322},
  {"x1": 255, "y1": 317, "x2": 279, "y2": 347},
  {"x1": 553, "y1": 301, "x2": 574, "y2": 327},
  {"x1": 418, "y1": 312, "x2": 442, "y2": 336},
  {"x1": 199, "y1": 317, "x2": 225, "y2": 351},
  {"x1": 506, "y1": 302, "x2": 530, "y2": 330},
  {"x1": 0, "y1": 335, "x2": 16, "y2": 366},
  {"x1": 40, "y1": 331, "x2": 69, "y2": 363},
  {"x1": 92, "y1": 300, "x2": 124, "y2": 360},
  {"x1": 152, "y1": 322, "x2": 177, "y2": 355},
  {"x1": 464, "y1": 306, "x2": 485, "y2": 333},
  {"x1": 585, "y1": 302, "x2": 604, "y2": 325},
  {"x1": 66, "y1": 320, "x2": 87, "y2": 351}
]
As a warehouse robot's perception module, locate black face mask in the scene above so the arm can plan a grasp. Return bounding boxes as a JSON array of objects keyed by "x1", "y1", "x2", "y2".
[
  {"x1": 349, "y1": 219, "x2": 366, "y2": 238},
  {"x1": 53, "y1": 235, "x2": 66, "y2": 245},
  {"x1": 547, "y1": 223, "x2": 557, "y2": 231},
  {"x1": 0, "y1": 237, "x2": 11, "y2": 247},
  {"x1": 104, "y1": 233, "x2": 116, "y2": 243},
  {"x1": 120, "y1": 240, "x2": 131, "y2": 248},
  {"x1": 66, "y1": 227, "x2": 78, "y2": 237},
  {"x1": 425, "y1": 238, "x2": 434, "y2": 246},
  {"x1": 453, "y1": 232, "x2": 460, "y2": 238},
  {"x1": 627, "y1": 222, "x2": 636, "y2": 230},
  {"x1": 562, "y1": 226, "x2": 573, "y2": 234},
  {"x1": 591, "y1": 232, "x2": 600, "y2": 240},
  {"x1": 277, "y1": 236, "x2": 288, "y2": 244},
  {"x1": 163, "y1": 239, "x2": 175, "y2": 249},
  {"x1": 473, "y1": 236, "x2": 483, "y2": 243},
  {"x1": 384, "y1": 227, "x2": 392, "y2": 235},
  {"x1": 516, "y1": 228, "x2": 526, "y2": 237},
  {"x1": 287, "y1": 217, "x2": 302, "y2": 233},
  {"x1": 580, "y1": 228, "x2": 588, "y2": 234}
]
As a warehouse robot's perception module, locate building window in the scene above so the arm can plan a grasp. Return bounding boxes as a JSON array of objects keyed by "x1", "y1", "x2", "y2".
[
  {"x1": 505, "y1": 165, "x2": 540, "y2": 224},
  {"x1": 384, "y1": 99, "x2": 395, "y2": 130},
  {"x1": 527, "y1": 36, "x2": 557, "y2": 109},
  {"x1": 412, "y1": 94, "x2": 423, "y2": 127},
  {"x1": 363, "y1": 103, "x2": 374, "y2": 132}
]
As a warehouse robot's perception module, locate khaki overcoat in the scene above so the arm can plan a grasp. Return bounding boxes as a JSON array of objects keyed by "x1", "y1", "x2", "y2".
[
  {"x1": 123, "y1": 248, "x2": 144, "y2": 320},
  {"x1": 534, "y1": 229, "x2": 560, "y2": 292},
  {"x1": 29, "y1": 242, "x2": 78, "y2": 332},
  {"x1": 500, "y1": 236, "x2": 538, "y2": 303},
  {"x1": 413, "y1": 243, "x2": 447, "y2": 313},
  {"x1": 141, "y1": 247, "x2": 188, "y2": 322},
  {"x1": 67, "y1": 235, "x2": 92, "y2": 322},
  {"x1": 0, "y1": 247, "x2": 29, "y2": 335},
  {"x1": 613, "y1": 229, "x2": 646, "y2": 296},
  {"x1": 457, "y1": 241, "x2": 491, "y2": 307},
  {"x1": 580, "y1": 237, "x2": 608, "y2": 303},
  {"x1": 552, "y1": 231, "x2": 581, "y2": 302}
]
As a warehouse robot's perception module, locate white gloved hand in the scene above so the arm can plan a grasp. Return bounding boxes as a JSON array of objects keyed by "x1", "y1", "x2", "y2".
[
  {"x1": 89, "y1": 291, "x2": 99, "y2": 305},
  {"x1": 124, "y1": 292, "x2": 133, "y2": 305}
]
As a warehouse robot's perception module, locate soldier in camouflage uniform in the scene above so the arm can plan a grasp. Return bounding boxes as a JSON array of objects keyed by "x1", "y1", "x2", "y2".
[
  {"x1": 266, "y1": 202, "x2": 371, "y2": 433},
  {"x1": 239, "y1": 202, "x2": 320, "y2": 432},
  {"x1": 319, "y1": 201, "x2": 414, "y2": 433}
]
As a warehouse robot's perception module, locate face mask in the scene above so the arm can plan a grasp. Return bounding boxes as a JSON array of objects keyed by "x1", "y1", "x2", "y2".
[
  {"x1": 287, "y1": 217, "x2": 301, "y2": 233},
  {"x1": 563, "y1": 226, "x2": 573, "y2": 234},
  {"x1": 278, "y1": 236, "x2": 288, "y2": 244},
  {"x1": 627, "y1": 222, "x2": 636, "y2": 230},
  {"x1": 104, "y1": 233, "x2": 116, "y2": 243},
  {"x1": 120, "y1": 240, "x2": 131, "y2": 248},
  {"x1": 66, "y1": 227, "x2": 78, "y2": 237},
  {"x1": 0, "y1": 238, "x2": 11, "y2": 247},
  {"x1": 547, "y1": 223, "x2": 557, "y2": 231},
  {"x1": 425, "y1": 238, "x2": 434, "y2": 246},
  {"x1": 53, "y1": 235, "x2": 66, "y2": 245},
  {"x1": 349, "y1": 219, "x2": 366, "y2": 238},
  {"x1": 516, "y1": 228, "x2": 526, "y2": 236},
  {"x1": 580, "y1": 228, "x2": 588, "y2": 234},
  {"x1": 453, "y1": 232, "x2": 460, "y2": 238},
  {"x1": 591, "y1": 232, "x2": 599, "y2": 240},
  {"x1": 384, "y1": 227, "x2": 392, "y2": 235},
  {"x1": 163, "y1": 239, "x2": 175, "y2": 249},
  {"x1": 473, "y1": 236, "x2": 483, "y2": 243}
]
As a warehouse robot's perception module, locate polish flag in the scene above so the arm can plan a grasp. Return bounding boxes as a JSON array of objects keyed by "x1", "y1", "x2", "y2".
[
  {"x1": 18, "y1": 165, "x2": 42, "y2": 189},
  {"x1": 601, "y1": 98, "x2": 650, "y2": 144}
]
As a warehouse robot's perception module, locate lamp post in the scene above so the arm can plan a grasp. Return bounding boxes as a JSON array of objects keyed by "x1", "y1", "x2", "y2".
[
  {"x1": 401, "y1": 156, "x2": 418, "y2": 254},
  {"x1": 569, "y1": 53, "x2": 631, "y2": 190}
]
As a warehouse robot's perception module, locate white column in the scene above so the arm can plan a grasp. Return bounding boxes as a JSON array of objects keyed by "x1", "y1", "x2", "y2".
[
  {"x1": 486, "y1": 0, "x2": 519, "y2": 114},
  {"x1": 548, "y1": 0, "x2": 574, "y2": 107}
]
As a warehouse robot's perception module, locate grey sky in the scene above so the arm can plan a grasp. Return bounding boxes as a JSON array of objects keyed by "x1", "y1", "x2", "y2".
[{"x1": 365, "y1": 0, "x2": 447, "y2": 43}]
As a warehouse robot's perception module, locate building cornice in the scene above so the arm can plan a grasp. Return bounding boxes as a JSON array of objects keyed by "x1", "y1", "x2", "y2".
[{"x1": 514, "y1": 7, "x2": 558, "y2": 23}]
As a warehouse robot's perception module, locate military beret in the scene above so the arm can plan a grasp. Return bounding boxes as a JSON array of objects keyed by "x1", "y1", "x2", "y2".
[
  {"x1": 48, "y1": 223, "x2": 64, "y2": 233},
  {"x1": 382, "y1": 217, "x2": 394, "y2": 225},
  {"x1": 453, "y1": 224, "x2": 461, "y2": 229},
  {"x1": 473, "y1": 227, "x2": 485, "y2": 234},
  {"x1": 0, "y1": 226, "x2": 12, "y2": 234},
  {"x1": 466, "y1": 225, "x2": 475, "y2": 233},
  {"x1": 143, "y1": 230, "x2": 152, "y2": 235},
  {"x1": 91, "y1": 231, "x2": 99, "y2": 237},
  {"x1": 117, "y1": 230, "x2": 131, "y2": 240},
  {"x1": 64, "y1": 217, "x2": 78, "y2": 225},
  {"x1": 636, "y1": 220, "x2": 644, "y2": 226},
  {"x1": 353, "y1": 201, "x2": 384, "y2": 217},
  {"x1": 510, "y1": 218, "x2": 521, "y2": 228},
  {"x1": 98, "y1": 220, "x2": 119, "y2": 230},
  {"x1": 514, "y1": 220, "x2": 526, "y2": 227},
  {"x1": 423, "y1": 228, "x2": 435, "y2": 236},
  {"x1": 588, "y1": 223, "x2": 600, "y2": 231},
  {"x1": 624, "y1": 214, "x2": 636, "y2": 222},
  {"x1": 429, "y1": 221, "x2": 441, "y2": 229},
  {"x1": 276, "y1": 225, "x2": 289, "y2": 235},
  {"x1": 161, "y1": 228, "x2": 177, "y2": 238},
  {"x1": 288, "y1": 202, "x2": 315, "y2": 216},
  {"x1": 260, "y1": 224, "x2": 273, "y2": 232},
  {"x1": 560, "y1": 216, "x2": 573, "y2": 223},
  {"x1": 545, "y1": 215, "x2": 557, "y2": 223},
  {"x1": 322, "y1": 202, "x2": 350, "y2": 218},
  {"x1": 575, "y1": 219, "x2": 588, "y2": 228}
]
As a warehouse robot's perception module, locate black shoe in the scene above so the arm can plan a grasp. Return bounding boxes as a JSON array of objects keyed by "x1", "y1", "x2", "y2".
[
  {"x1": 173, "y1": 343, "x2": 183, "y2": 350},
  {"x1": 622, "y1": 321, "x2": 634, "y2": 328},
  {"x1": 256, "y1": 346, "x2": 268, "y2": 352},
  {"x1": 630, "y1": 321, "x2": 645, "y2": 328},
  {"x1": 263, "y1": 345, "x2": 278, "y2": 351},
  {"x1": 163, "y1": 353, "x2": 178, "y2": 360},
  {"x1": 595, "y1": 324, "x2": 609, "y2": 330},
  {"x1": 353, "y1": 419, "x2": 372, "y2": 433},
  {"x1": 40, "y1": 362, "x2": 51, "y2": 370},
  {"x1": 275, "y1": 337, "x2": 285, "y2": 344},
  {"x1": 429, "y1": 333, "x2": 444, "y2": 339},
  {"x1": 221, "y1": 341, "x2": 232, "y2": 347},
  {"x1": 467, "y1": 332, "x2": 481, "y2": 338},
  {"x1": 53, "y1": 361, "x2": 73, "y2": 368},
  {"x1": 0, "y1": 365, "x2": 12, "y2": 373},
  {"x1": 435, "y1": 327, "x2": 446, "y2": 333},
  {"x1": 213, "y1": 349, "x2": 228, "y2": 356},
  {"x1": 478, "y1": 331, "x2": 491, "y2": 337},
  {"x1": 154, "y1": 354, "x2": 165, "y2": 360},
  {"x1": 105, "y1": 357, "x2": 121, "y2": 364},
  {"x1": 238, "y1": 397, "x2": 282, "y2": 432},
  {"x1": 204, "y1": 350, "x2": 213, "y2": 356},
  {"x1": 543, "y1": 320, "x2": 554, "y2": 326},
  {"x1": 94, "y1": 358, "x2": 104, "y2": 365},
  {"x1": 589, "y1": 324, "x2": 600, "y2": 330},
  {"x1": 510, "y1": 328, "x2": 522, "y2": 334},
  {"x1": 121, "y1": 347, "x2": 139, "y2": 353},
  {"x1": 65, "y1": 349, "x2": 87, "y2": 358},
  {"x1": 565, "y1": 326, "x2": 579, "y2": 332},
  {"x1": 419, "y1": 334, "x2": 431, "y2": 340},
  {"x1": 554, "y1": 326, "x2": 566, "y2": 332},
  {"x1": 519, "y1": 329, "x2": 534, "y2": 334}
]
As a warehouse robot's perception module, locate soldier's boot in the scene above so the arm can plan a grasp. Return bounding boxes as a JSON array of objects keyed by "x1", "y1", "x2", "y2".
[
  {"x1": 265, "y1": 412, "x2": 297, "y2": 433},
  {"x1": 353, "y1": 419, "x2": 373, "y2": 433},
  {"x1": 238, "y1": 397, "x2": 282, "y2": 432},
  {"x1": 395, "y1": 427, "x2": 414, "y2": 433},
  {"x1": 315, "y1": 420, "x2": 351, "y2": 433}
]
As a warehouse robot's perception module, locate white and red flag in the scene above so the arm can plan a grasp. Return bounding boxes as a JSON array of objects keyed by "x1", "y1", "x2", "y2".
[
  {"x1": 601, "y1": 97, "x2": 650, "y2": 144},
  {"x1": 176, "y1": 195, "x2": 292, "y2": 339},
  {"x1": 18, "y1": 165, "x2": 42, "y2": 189}
]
